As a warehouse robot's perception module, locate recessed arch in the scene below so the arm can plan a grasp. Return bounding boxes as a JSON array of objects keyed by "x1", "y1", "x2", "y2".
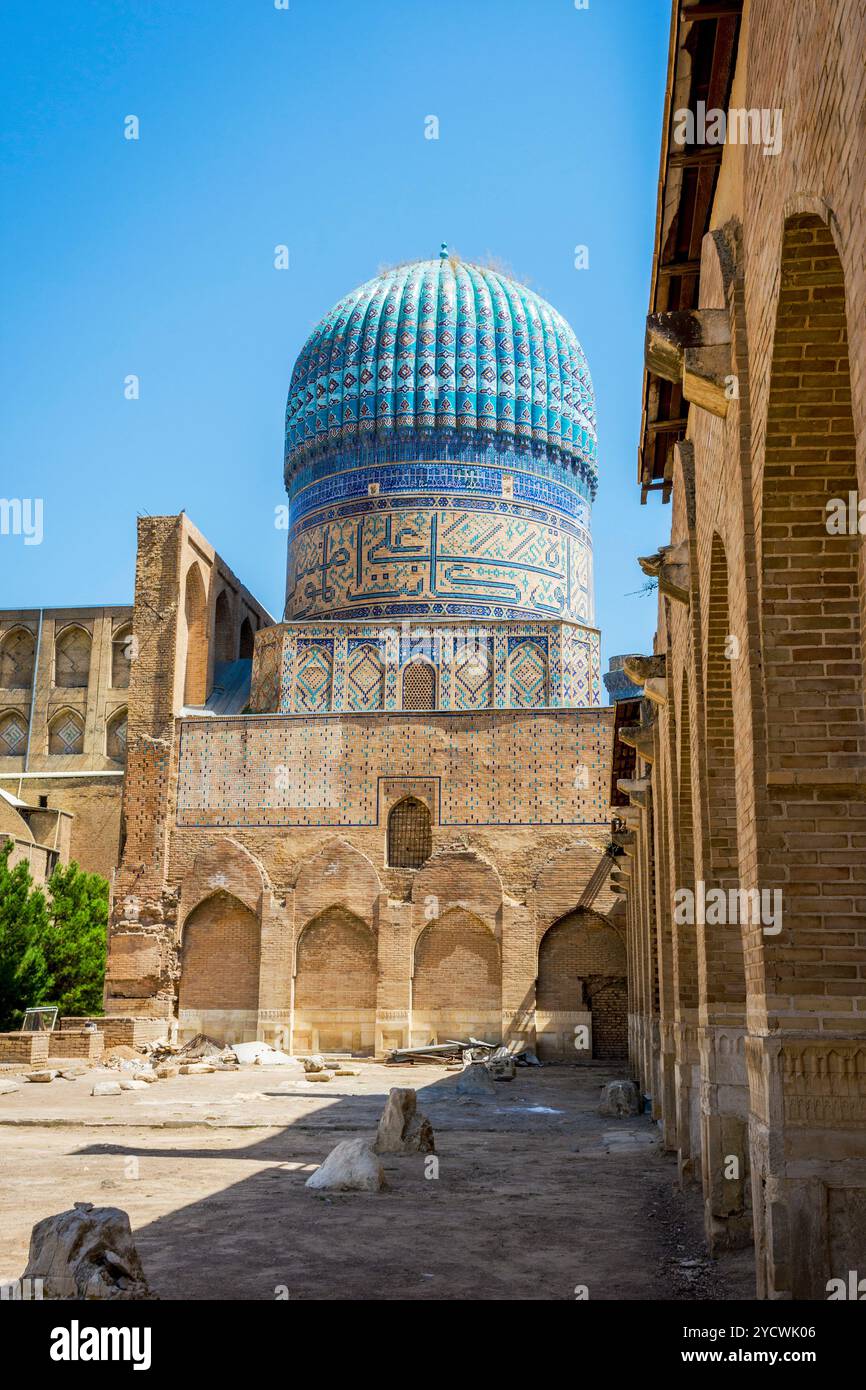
[
  {"x1": 0, "y1": 708, "x2": 28, "y2": 757},
  {"x1": 412, "y1": 908, "x2": 501, "y2": 1039},
  {"x1": 761, "y1": 213, "x2": 864, "y2": 772},
  {"x1": 294, "y1": 906, "x2": 377, "y2": 1055},
  {"x1": 54, "y1": 624, "x2": 91, "y2": 689},
  {"x1": 183, "y1": 562, "x2": 208, "y2": 707},
  {"x1": 111, "y1": 623, "x2": 133, "y2": 689},
  {"x1": 213, "y1": 588, "x2": 235, "y2": 665},
  {"x1": 508, "y1": 639, "x2": 548, "y2": 708},
  {"x1": 0, "y1": 626, "x2": 36, "y2": 689},
  {"x1": 387, "y1": 796, "x2": 432, "y2": 869},
  {"x1": 536, "y1": 909, "x2": 627, "y2": 1059},
  {"x1": 402, "y1": 659, "x2": 436, "y2": 711},
  {"x1": 178, "y1": 891, "x2": 261, "y2": 1036},
  {"x1": 239, "y1": 616, "x2": 254, "y2": 660},
  {"x1": 47, "y1": 707, "x2": 84, "y2": 755},
  {"x1": 106, "y1": 706, "x2": 128, "y2": 763}
]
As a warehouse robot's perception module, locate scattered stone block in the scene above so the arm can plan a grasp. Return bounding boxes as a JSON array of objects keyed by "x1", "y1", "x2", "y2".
[
  {"x1": 91, "y1": 1081, "x2": 122, "y2": 1097},
  {"x1": 25, "y1": 1071, "x2": 54, "y2": 1083},
  {"x1": 117, "y1": 1077, "x2": 149, "y2": 1092},
  {"x1": 301, "y1": 1055, "x2": 327, "y2": 1073},
  {"x1": 179, "y1": 1063, "x2": 215, "y2": 1075},
  {"x1": 455, "y1": 1062, "x2": 496, "y2": 1097},
  {"x1": 598, "y1": 1079, "x2": 641, "y2": 1117},
  {"x1": 332, "y1": 1068, "x2": 359, "y2": 1077},
  {"x1": 375, "y1": 1087, "x2": 435, "y2": 1154},
  {"x1": 21, "y1": 1201, "x2": 152, "y2": 1299},
  {"x1": 305, "y1": 1138, "x2": 386, "y2": 1192},
  {"x1": 0, "y1": 1079, "x2": 21, "y2": 1094},
  {"x1": 305, "y1": 1072, "x2": 333, "y2": 1082},
  {"x1": 155, "y1": 1063, "x2": 179, "y2": 1079},
  {"x1": 487, "y1": 1055, "x2": 516, "y2": 1081}
]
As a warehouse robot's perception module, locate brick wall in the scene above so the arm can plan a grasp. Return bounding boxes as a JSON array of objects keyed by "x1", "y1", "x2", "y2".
[
  {"x1": 537, "y1": 911, "x2": 625, "y2": 1010},
  {"x1": 48, "y1": 1030, "x2": 104, "y2": 1060},
  {"x1": 413, "y1": 910, "x2": 500, "y2": 1011},
  {"x1": 587, "y1": 980, "x2": 628, "y2": 1061},
  {"x1": 178, "y1": 892, "x2": 260, "y2": 1011},
  {"x1": 295, "y1": 909, "x2": 377, "y2": 1010},
  {"x1": 0, "y1": 1033, "x2": 50, "y2": 1065}
]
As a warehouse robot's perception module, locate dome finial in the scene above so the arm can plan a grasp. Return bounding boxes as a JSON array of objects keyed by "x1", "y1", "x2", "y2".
[{"x1": 439, "y1": 241, "x2": 449, "y2": 259}]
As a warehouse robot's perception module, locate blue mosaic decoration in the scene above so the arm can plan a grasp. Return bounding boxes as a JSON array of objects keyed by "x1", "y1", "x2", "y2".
[
  {"x1": 286, "y1": 254, "x2": 596, "y2": 483},
  {"x1": 283, "y1": 252, "x2": 597, "y2": 624}
]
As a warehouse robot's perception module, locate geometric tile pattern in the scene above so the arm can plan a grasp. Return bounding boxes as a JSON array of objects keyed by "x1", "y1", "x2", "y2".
[
  {"x1": 0, "y1": 712, "x2": 27, "y2": 755},
  {"x1": 453, "y1": 638, "x2": 493, "y2": 709},
  {"x1": 49, "y1": 711, "x2": 85, "y2": 755},
  {"x1": 285, "y1": 255, "x2": 597, "y2": 489},
  {"x1": 508, "y1": 638, "x2": 548, "y2": 708},
  {"x1": 258, "y1": 619, "x2": 599, "y2": 714},
  {"x1": 346, "y1": 642, "x2": 384, "y2": 712},
  {"x1": 293, "y1": 642, "x2": 332, "y2": 713},
  {"x1": 176, "y1": 710, "x2": 612, "y2": 829}
]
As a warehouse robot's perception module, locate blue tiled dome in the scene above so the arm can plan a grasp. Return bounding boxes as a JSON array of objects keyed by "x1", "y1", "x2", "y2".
[{"x1": 285, "y1": 249, "x2": 597, "y2": 497}]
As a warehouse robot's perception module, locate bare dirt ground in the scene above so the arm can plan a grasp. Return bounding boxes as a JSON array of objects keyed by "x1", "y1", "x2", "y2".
[{"x1": 0, "y1": 1059, "x2": 755, "y2": 1301}]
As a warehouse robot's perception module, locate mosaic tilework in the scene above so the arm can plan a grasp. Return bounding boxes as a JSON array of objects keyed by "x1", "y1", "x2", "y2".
[
  {"x1": 285, "y1": 501, "x2": 593, "y2": 624},
  {"x1": 284, "y1": 257, "x2": 597, "y2": 490},
  {"x1": 176, "y1": 710, "x2": 612, "y2": 830},
  {"x1": 346, "y1": 642, "x2": 385, "y2": 712},
  {"x1": 508, "y1": 638, "x2": 548, "y2": 709},
  {"x1": 288, "y1": 457, "x2": 593, "y2": 527},
  {"x1": 293, "y1": 641, "x2": 332, "y2": 713},
  {"x1": 453, "y1": 637, "x2": 493, "y2": 710},
  {"x1": 249, "y1": 629, "x2": 283, "y2": 714},
  {"x1": 259, "y1": 619, "x2": 600, "y2": 713}
]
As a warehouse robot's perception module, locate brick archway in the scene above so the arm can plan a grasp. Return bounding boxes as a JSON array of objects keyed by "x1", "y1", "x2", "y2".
[
  {"x1": 293, "y1": 907, "x2": 377, "y2": 1056},
  {"x1": 178, "y1": 891, "x2": 260, "y2": 1043},
  {"x1": 412, "y1": 909, "x2": 500, "y2": 1043},
  {"x1": 536, "y1": 910, "x2": 626, "y2": 1060}
]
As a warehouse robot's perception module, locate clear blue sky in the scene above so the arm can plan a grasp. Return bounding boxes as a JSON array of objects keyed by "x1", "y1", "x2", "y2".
[{"x1": 1, "y1": 0, "x2": 671, "y2": 670}]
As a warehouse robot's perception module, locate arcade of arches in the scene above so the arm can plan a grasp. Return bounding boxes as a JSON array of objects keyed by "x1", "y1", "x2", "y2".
[
  {"x1": 621, "y1": 203, "x2": 866, "y2": 1297},
  {"x1": 169, "y1": 839, "x2": 627, "y2": 1066}
]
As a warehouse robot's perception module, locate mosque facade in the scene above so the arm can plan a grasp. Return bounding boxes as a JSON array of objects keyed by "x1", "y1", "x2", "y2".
[{"x1": 102, "y1": 251, "x2": 624, "y2": 1059}]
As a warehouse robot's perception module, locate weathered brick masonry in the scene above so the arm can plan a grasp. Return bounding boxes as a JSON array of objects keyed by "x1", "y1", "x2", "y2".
[{"x1": 623, "y1": 0, "x2": 866, "y2": 1299}]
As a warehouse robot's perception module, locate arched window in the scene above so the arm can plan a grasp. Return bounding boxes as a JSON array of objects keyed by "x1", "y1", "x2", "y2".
[
  {"x1": 48, "y1": 709, "x2": 84, "y2": 755},
  {"x1": 183, "y1": 563, "x2": 208, "y2": 706},
  {"x1": 106, "y1": 707, "x2": 128, "y2": 763},
  {"x1": 387, "y1": 796, "x2": 432, "y2": 869},
  {"x1": 213, "y1": 589, "x2": 234, "y2": 665},
  {"x1": 0, "y1": 710, "x2": 28, "y2": 757},
  {"x1": 0, "y1": 627, "x2": 36, "y2": 689},
  {"x1": 54, "y1": 625, "x2": 91, "y2": 689},
  {"x1": 239, "y1": 617, "x2": 254, "y2": 660},
  {"x1": 111, "y1": 623, "x2": 133, "y2": 689},
  {"x1": 402, "y1": 661, "x2": 436, "y2": 711}
]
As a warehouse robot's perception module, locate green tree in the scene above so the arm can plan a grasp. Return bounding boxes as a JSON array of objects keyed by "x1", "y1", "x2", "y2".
[
  {"x1": 41, "y1": 860, "x2": 108, "y2": 1017},
  {"x1": 0, "y1": 839, "x2": 50, "y2": 1030}
]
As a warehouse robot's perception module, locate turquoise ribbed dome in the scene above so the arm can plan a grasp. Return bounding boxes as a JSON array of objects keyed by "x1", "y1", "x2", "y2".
[{"x1": 285, "y1": 253, "x2": 597, "y2": 496}]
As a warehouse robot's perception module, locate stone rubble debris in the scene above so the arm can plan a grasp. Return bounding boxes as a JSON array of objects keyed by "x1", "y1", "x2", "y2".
[
  {"x1": 598, "y1": 1079, "x2": 641, "y2": 1117},
  {"x1": 305, "y1": 1138, "x2": 386, "y2": 1193},
  {"x1": 299, "y1": 1054, "x2": 328, "y2": 1073},
  {"x1": 231, "y1": 1041, "x2": 297, "y2": 1067},
  {"x1": 21, "y1": 1201, "x2": 153, "y2": 1300},
  {"x1": 455, "y1": 1061, "x2": 497, "y2": 1097},
  {"x1": 374, "y1": 1087, "x2": 435, "y2": 1154}
]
